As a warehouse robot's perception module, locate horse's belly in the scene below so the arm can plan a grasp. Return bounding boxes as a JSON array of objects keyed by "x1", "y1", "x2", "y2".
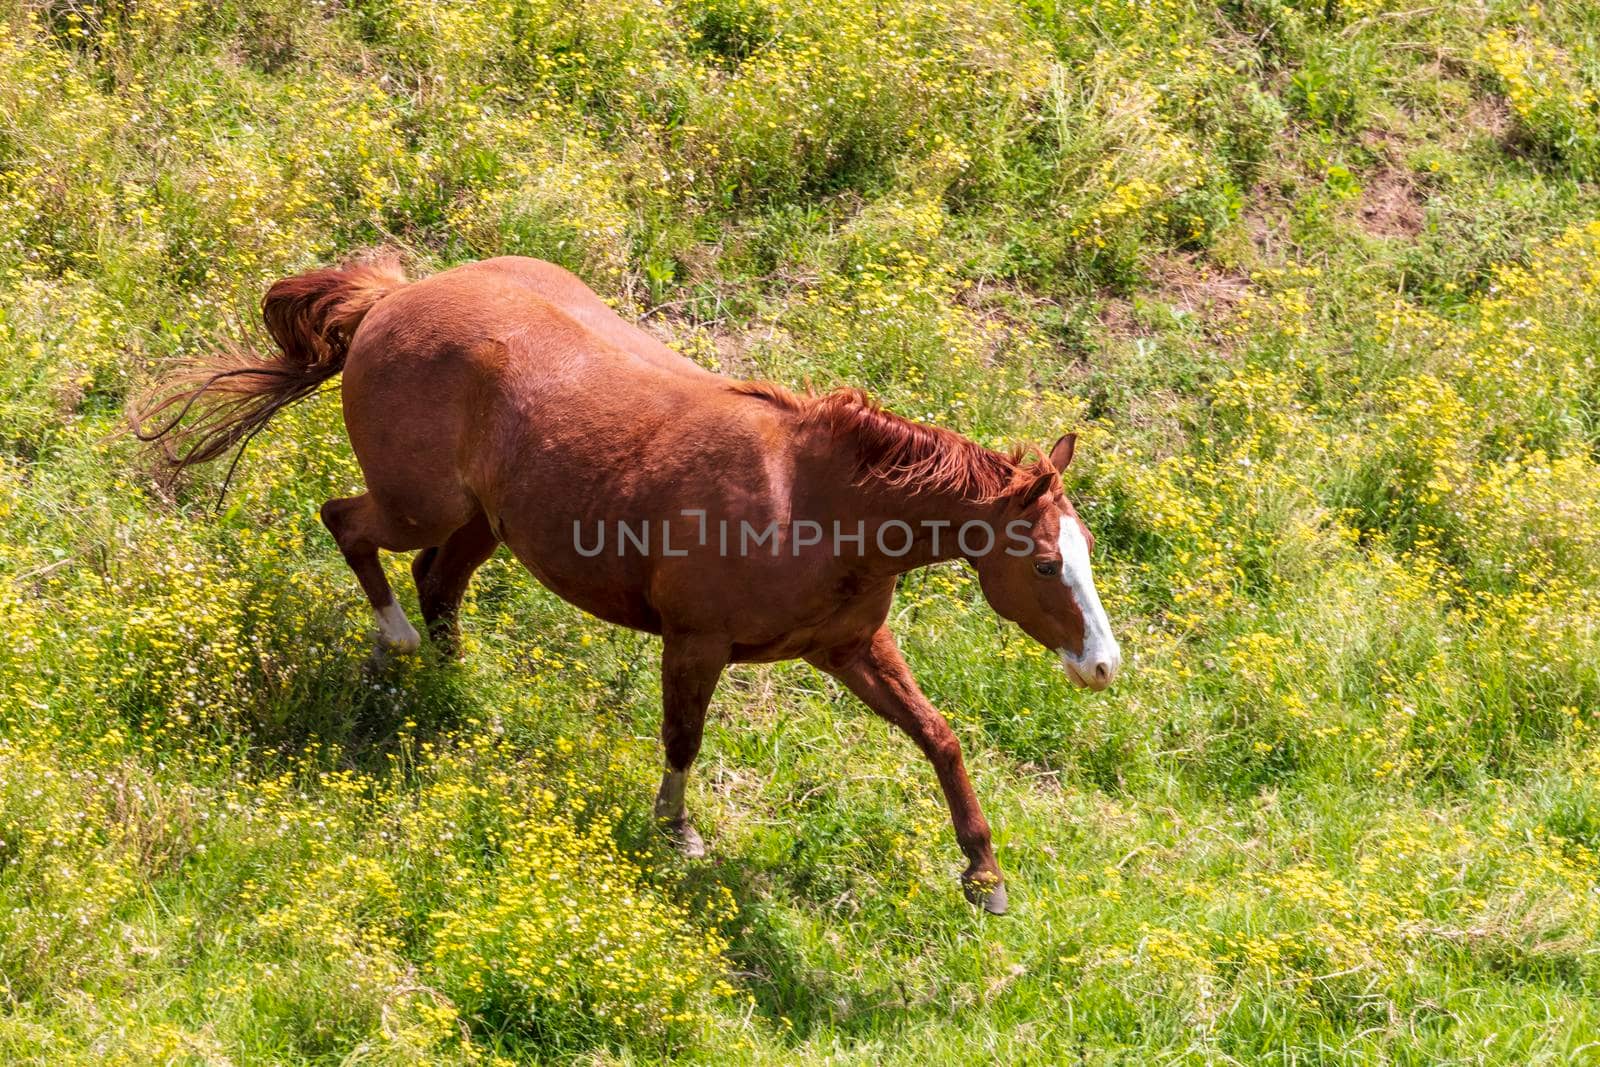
[
  {"x1": 509, "y1": 548, "x2": 663, "y2": 634},
  {"x1": 499, "y1": 516, "x2": 892, "y2": 658},
  {"x1": 727, "y1": 594, "x2": 893, "y2": 662}
]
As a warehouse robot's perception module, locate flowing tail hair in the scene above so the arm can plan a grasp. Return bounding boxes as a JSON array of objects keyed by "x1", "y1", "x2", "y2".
[{"x1": 130, "y1": 255, "x2": 407, "y2": 499}]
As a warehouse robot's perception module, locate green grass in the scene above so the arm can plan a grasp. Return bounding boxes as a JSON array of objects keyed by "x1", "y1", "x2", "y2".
[{"x1": 4, "y1": 0, "x2": 1600, "y2": 1062}]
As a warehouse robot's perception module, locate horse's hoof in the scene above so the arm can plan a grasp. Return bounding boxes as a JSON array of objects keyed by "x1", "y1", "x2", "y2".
[
  {"x1": 363, "y1": 644, "x2": 397, "y2": 674},
  {"x1": 427, "y1": 623, "x2": 462, "y2": 659},
  {"x1": 365, "y1": 638, "x2": 414, "y2": 668},
  {"x1": 663, "y1": 820, "x2": 707, "y2": 859},
  {"x1": 375, "y1": 604, "x2": 422, "y2": 653},
  {"x1": 379, "y1": 633, "x2": 422, "y2": 655},
  {"x1": 963, "y1": 877, "x2": 1008, "y2": 915}
]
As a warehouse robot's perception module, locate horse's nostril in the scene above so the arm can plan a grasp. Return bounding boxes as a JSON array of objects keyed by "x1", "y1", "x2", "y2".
[{"x1": 1093, "y1": 662, "x2": 1110, "y2": 684}]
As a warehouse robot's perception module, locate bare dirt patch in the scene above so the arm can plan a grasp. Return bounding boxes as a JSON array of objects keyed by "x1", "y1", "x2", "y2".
[
  {"x1": 1096, "y1": 253, "x2": 1250, "y2": 343},
  {"x1": 641, "y1": 313, "x2": 771, "y2": 378},
  {"x1": 1359, "y1": 165, "x2": 1427, "y2": 238},
  {"x1": 1146, "y1": 254, "x2": 1250, "y2": 317}
]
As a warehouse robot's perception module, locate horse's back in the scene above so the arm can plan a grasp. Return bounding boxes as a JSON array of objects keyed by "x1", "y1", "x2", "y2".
[
  {"x1": 335, "y1": 256, "x2": 772, "y2": 560},
  {"x1": 481, "y1": 257, "x2": 706, "y2": 374},
  {"x1": 358, "y1": 256, "x2": 710, "y2": 380}
]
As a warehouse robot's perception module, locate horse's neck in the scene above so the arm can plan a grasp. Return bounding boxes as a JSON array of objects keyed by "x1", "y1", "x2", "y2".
[
  {"x1": 799, "y1": 396, "x2": 1018, "y2": 576},
  {"x1": 846, "y1": 479, "x2": 1003, "y2": 576}
]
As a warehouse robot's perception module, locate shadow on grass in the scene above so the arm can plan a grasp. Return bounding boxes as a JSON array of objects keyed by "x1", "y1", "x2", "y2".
[
  {"x1": 614, "y1": 803, "x2": 978, "y2": 1048},
  {"x1": 112, "y1": 590, "x2": 969, "y2": 1050},
  {"x1": 107, "y1": 615, "x2": 483, "y2": 779}
]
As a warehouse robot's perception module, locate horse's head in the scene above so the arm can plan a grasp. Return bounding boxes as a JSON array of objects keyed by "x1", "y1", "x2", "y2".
[{"x1": 971, "y1": 433, "x2": 1122, "y2": 691}]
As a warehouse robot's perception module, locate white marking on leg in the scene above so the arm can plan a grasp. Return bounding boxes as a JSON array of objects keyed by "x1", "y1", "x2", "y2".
[
  {"x1": 655, "y1": 767, "x2": 688, "y2": 823},
  {"x1": 375, "y1": 601, "x2": 421, "y2": 652},
  {"x1": 1056, "y1": 519, "x2": 1120, "y2": 687},
  {"x1": 655, "y1": 767, "x2": 705, "y2": 856}
]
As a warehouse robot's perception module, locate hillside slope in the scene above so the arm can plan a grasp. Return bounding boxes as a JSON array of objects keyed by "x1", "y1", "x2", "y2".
[{"x1": 3, "y1": 0, "x2": 1600, "y2": 1062}]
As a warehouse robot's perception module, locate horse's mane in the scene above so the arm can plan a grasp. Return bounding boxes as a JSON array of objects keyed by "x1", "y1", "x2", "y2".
[{"x1": 731, "y1": 381, "x2": 1035, "y2": 502}]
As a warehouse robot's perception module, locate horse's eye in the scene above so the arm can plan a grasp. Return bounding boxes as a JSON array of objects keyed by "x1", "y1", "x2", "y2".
[{"x1": 1034, "y1": 561, "x2": 1060, "y2": 577}]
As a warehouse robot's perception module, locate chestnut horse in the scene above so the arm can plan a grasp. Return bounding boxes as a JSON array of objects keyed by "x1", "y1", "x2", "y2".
[{"x1": 135, "y1": 255, "x2": 1121, "y2": 913}]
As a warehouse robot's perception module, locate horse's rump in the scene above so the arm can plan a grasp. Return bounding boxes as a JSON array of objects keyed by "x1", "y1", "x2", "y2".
[{"x1": 130, "y1": 255, "x2": 408, "y2": 483}]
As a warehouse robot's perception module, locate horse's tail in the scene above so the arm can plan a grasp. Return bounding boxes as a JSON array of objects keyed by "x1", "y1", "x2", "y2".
[{"x1": 131, "y1": 254, "x2": 408, "y2": 483}]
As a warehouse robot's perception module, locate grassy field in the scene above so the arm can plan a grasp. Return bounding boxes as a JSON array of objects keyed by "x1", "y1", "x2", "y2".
[{"x1": 4, "y1": 0, "x2": 1600, "y2": 1062}]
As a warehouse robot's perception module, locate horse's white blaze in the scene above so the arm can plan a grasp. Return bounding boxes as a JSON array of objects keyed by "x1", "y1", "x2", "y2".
[
  {"x1": 376, "y1": 601, "x2": 421, "y2": 651},
  {"x1": 1056, "y1": 519, "x2": 1120, "y2": 685}
]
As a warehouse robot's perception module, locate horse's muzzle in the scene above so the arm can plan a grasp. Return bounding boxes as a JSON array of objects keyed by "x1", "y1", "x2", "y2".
[{"x1": 1060, "y1": 647, "x2": 1120, "y2": 691}]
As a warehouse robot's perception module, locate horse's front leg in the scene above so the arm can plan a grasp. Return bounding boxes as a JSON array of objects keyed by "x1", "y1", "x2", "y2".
[
  {"x1": 654, "y1": 633, "x2": 730, "y2": 858},
  {"x1": 809, "y1": 626, "x2": 1007, "y2": 914}
]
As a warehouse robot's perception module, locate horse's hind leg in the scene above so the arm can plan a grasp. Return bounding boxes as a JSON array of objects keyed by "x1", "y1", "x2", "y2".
[
  {"x1": 321, "y1": 492, "x2": 440, "y2": 653},
  {"x1": 410, "y1": 547, "x2": 440, "y2": 594},
  {"x1": 412, "y1": 511, "x2": 499, "y2": 654}
]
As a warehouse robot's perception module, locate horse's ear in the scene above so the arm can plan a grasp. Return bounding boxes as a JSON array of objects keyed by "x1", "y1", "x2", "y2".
[
  {"x1": 1015, "y1": 466, "x2": 1056, "y2": 508},
  {"x1": 1049, "y1": 432, "x2": 1077, "y2": 471}
]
